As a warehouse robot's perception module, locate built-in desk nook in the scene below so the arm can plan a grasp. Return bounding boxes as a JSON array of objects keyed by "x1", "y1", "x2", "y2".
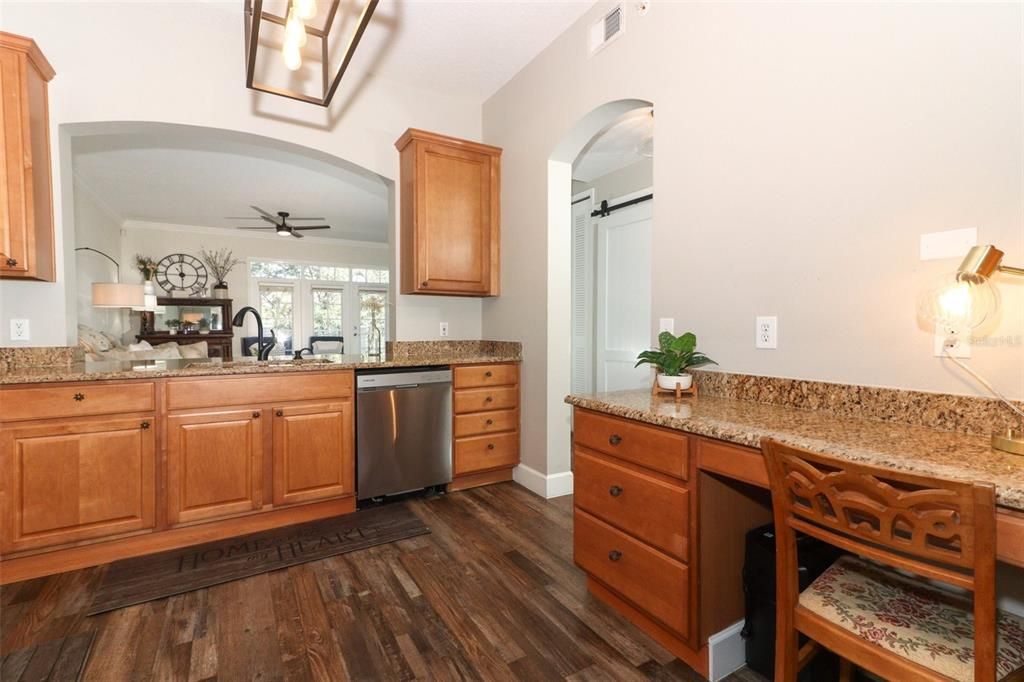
[{"x1": 566, "y1": 387, "x2": 1024, "y2": 679}]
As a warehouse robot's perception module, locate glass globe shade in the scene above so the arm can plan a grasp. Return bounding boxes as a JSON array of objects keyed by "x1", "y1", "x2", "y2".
[{"x1": 917, "y1": 273, "x2": 1000, "y2": 331}]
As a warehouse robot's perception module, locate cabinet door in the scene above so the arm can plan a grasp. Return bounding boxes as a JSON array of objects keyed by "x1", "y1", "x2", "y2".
[
  {"x1": 414, "y1": 141, "x2": 498, "y2": 295},
  {"x1": 166, "y1": 409, "x2": 263, "y2": 525},
  {"x1": 0, "y1": 417, "x2": 156, "y2": 554},
  {"x1": 272, "y1": 401, "x2": 354, "y2": 505},
  {"x1": 0, "y1": 48, "x2": 29, "y2": 276}
]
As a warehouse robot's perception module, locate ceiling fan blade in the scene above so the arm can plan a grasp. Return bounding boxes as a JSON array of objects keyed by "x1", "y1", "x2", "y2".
[
  {"x1": 259, "y1": 215, "x2": 282, "y2": 226},
  {"x1": 226, "y1": 216, "x2": 261, "y2": 219},
  {"x1": 250, "y1": 205, "x2": 277, "y2": 220},
  {"x1": 291, "y1": 231, "x2": 304, "y2": 239},
  {"x1": 286, "y1": 217, "x2": 326, "y2": 221},
  {"x1": 293, "y1": 225, "x2": 331, "y2": 230},
  {"x1": 236, "y1": 226, "x2": 276, "y2": 230}
]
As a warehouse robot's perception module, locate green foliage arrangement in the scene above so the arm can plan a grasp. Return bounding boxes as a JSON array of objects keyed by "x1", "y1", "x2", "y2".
[{"x1": 635, "y1": 331, "x2": 717, "y2": 377}]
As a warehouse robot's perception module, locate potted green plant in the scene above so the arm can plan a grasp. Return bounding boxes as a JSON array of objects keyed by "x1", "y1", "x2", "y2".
[
  {"x1": 198, "y1": 317, "x2": 210, "y2": 335},
  {"x1": 635, "y1": 331, "x2": 717, "y2": 391},
  {"x1": 166, "y1": 319, "x2": 181, "y2": 335}
]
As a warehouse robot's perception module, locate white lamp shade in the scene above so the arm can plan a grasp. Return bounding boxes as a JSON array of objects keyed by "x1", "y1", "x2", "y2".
[{"x1": 92, "y1": 282, "x2": 145, "y2": 308}]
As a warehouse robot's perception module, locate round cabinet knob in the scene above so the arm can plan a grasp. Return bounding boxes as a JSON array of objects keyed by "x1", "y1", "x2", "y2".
[
  {"x1": 608, "y1": 434, "x2": 622, "y2": 446},
  {"x1": 5, "y1": 258, "x2": 16, "y2": 267},
  {"x1": 485, "y1": 418, "x2": 494, "y2": 426},
  {"x1": 487, "y1": 443, "x2": 496, "y2": 450},
  {"x1": 252, "y1": 411, "x2": 260, "y2": 418},
  {"x1": 608, "y1": 550, "x2": 622, "y2": 562},
  {"x1": 484, "y1": 371, "x2": 493, "y2": 378},
  {"x1": 276, "y1": 410, "x2": 284, "y2": 417},
  {"x1": 140, "y1": 421, "x2": 150, "y2": 429},
  {"x1": 73, "y1": 392, "x2": 85, "y2": 401},
  {"x1": 421, "y1": 281, "x2": 428, "y2": 287},
  {"x1": 484, "y1": 396, "x2": 493, "y2": 403},
  {"x1": 609, "y1": 485, "x2": 623, "y2": 497}
]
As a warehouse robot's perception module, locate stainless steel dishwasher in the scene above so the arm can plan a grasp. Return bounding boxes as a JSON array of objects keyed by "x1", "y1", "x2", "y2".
[{"x1": 356, "y1": 367, "x2": 452, "y2": 500}]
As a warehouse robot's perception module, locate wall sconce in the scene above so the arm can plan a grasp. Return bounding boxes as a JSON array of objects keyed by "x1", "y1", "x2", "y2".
[
  {"x1": 244, "y1": 0, "x2": 379, "y2": 107},
  {"x1": 918, "y1": 244, "x2": 1024, "y2": 456}
]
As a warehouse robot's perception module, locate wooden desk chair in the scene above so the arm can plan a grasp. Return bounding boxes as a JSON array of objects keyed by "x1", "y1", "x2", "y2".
[{"x1": 762, "y1": 438, "x2": 1024, "y2": 682}]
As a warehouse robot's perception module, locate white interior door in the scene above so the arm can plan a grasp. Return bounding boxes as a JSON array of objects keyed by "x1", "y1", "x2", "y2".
[{"x1": 595, "y1": 191, "x2": 653, "y2": 391}]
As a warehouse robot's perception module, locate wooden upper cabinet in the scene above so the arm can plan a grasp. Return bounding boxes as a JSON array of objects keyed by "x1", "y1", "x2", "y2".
[
  {"x1": 396, "y1": 129, "x2": 501, "y2": 296},
  {"x1": 0, "y1": 32, "x2": 55, "y2": 281}
]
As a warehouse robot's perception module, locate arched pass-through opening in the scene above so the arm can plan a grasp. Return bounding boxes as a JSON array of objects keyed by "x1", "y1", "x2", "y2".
[{"x1": 544, "y1": 98, "x2": 653, "y2": 490}]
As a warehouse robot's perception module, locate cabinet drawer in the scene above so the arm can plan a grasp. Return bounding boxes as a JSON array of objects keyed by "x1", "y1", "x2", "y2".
[
  {"x1": 573, "y1": 409, "x2": 688, "y2": 480},
  {"x1": 0, "y1": 382, "x2": 155, "y2": 422},
  {"x1": 454, "y1": 432, "x2": 519, "y2": 475},
  {"x1": 453, "y1": 386, "x2": 518, "y2": 414},
  {"x1": 574, "y1": 450, "x2": 689, "y2": 562},
  {"x1": 166, "y1": 371, "x2": 353, "y2": 411},
  {"x1": 454, "y1": 409, "x2": 518, "y2": 438},
  {"x1": 453, "y1": 363, "x2": 518, "y2": 389},
  {"x1": 574, "y1": 509, "x2": 689, "y2": 638}
]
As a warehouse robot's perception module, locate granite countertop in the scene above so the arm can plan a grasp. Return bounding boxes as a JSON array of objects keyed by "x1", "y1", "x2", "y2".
[
  {"x1": 0, "y1": 352, "x2": 521, "y2": 385},
  {"x1": 566, "y1": 389, "x2": 1024, "y2": 512}
]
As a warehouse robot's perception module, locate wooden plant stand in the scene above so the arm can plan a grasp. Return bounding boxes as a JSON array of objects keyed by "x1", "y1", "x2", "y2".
[{"x1": 652, "y1": 377, "x2": 698, "y2": 402}]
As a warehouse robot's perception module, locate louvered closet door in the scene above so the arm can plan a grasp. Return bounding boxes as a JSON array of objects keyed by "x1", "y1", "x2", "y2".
[{"x1": 571, "y1": 192, "x2": 595, "y2": 394}]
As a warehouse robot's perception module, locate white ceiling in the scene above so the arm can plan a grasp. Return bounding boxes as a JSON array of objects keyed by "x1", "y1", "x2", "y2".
[
  {"x1": 573, "y1": 107, "x2": 654, "y2": 182},
  {"x1": 72, "y1": 126, "x2": 390, "y2": 242},
  {"x1": 334, "y1": 0, "x2": 597, "y2": 101}
]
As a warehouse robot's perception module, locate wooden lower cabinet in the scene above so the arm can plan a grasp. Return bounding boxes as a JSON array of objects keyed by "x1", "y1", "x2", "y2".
[
  {"x1": 450, "y1": 363, "x2": 520, "y2": 490},
  {"x1": 272, "y1": 400, "x2": 354, "y2": 505},
  {"x1": 166, "y1": 409, "x2": 263, "y2": 525},
  {"x1": 0, "y1": 416, "x2": 156, "y2": 553}
]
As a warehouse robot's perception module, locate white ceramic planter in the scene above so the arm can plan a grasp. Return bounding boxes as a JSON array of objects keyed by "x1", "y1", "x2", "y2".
[{"x1": 657, "y1": 373, "x2": 692, "y2": 391}]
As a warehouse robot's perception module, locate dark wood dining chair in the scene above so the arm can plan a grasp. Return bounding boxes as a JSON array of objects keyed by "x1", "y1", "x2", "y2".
[{"x1": 762, "y1": 438, "x2": 1024, "y2": 682}]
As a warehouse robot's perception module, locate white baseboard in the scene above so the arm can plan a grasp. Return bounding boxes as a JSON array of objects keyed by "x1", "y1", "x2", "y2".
[
  {"x1": 707, "y1": 620, "x2": 746, "y2": 681},
  {"x1": 513, "y1": 464, "x2": 574, "y2": 499}
]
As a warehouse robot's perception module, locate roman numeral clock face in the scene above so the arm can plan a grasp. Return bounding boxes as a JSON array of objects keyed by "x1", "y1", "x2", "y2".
[{"x1": 155, "y1": 254, "x2": 209, "y2": 296}]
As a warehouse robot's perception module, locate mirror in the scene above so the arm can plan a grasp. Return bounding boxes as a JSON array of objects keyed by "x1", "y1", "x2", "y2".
[{"x1": 65, "y1": 122, "x2": 393, "y2": 361}]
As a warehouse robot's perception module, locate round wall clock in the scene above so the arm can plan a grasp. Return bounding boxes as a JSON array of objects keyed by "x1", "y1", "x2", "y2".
[{"x1": 155, "y1": 253, "x2": 209, "y2": 296}]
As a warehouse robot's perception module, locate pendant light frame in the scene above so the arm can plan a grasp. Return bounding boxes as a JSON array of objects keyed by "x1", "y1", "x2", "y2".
[{"x1": 244, "y1": 0, "x2": 379, "y2": 107}]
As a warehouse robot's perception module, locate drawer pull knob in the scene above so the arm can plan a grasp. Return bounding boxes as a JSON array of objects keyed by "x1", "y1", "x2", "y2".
[
  {"x1": 276, "y1": 410, "x2": 284, "y2": 417},
  {"x1": 608, "y1": 550, "x2": 622, "y2": 562},
  {"x1": 5, "y1": 257, "x2": 16, "y2": 267},
  {"x1": 608, "y1": 434, "x2": 622, "y2": 446},
  {"x1": 73, "y1": 392, "x2": 85, "y2": 401},
  {"x1": 422, "y1": 281, "x2": 428, "y2": 287},
  {"x1": 485, "y1": 418, "x2": 494, "y2": 426},
  {"x1": 487, "y1": 443, "x2": 495, "y2": 450},
  {"x1": 252, "y1": 411, "x2": 260, "y2": 418},
  {"x1": 485, "y1": 396, "x2": 493, "y2": 403},
  {"x1": 485, "y1": 371, "x2": 493, "y2": 378},
  {"x1": 609, "y1": 485, "x2": 623, "y2": 497},
  {"x1": 140, "y1": 421, "x2": 150, "y2": 429}
]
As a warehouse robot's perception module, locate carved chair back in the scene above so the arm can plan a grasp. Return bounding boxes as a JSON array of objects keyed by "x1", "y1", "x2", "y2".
[{"x1": 762, "y1": 438, "x2": 998, "y2": 681}]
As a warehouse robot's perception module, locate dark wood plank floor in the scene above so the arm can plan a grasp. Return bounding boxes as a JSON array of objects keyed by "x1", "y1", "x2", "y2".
[{"x1": 1, "y1": 483, "x2": 767, "y2": 681}]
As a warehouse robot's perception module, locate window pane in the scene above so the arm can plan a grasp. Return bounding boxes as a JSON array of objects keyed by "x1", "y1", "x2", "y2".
[
  {"x1": 350, "y1": 268, "x2": 367, "y2": 283},
  {"x1": 305, "y1": 265, "x2": 349, "y2": 282},
  {"x1": 250, "y1": 261, "x2": 301, "y2": 279},
  {"x1": 359, "y1": 290, "x2": 387, "y2": 356},
  {"x1": 312, "y1": 288, "x2": 344, "y2": 337},
  {"x1": 258, "y1": 284, "x2": 294, "y2": 352}
]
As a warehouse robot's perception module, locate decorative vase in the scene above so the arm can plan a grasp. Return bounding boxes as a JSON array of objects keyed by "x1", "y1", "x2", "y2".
[
  {"x1": 169, "y1": 329, "x2": 178, "y2": 336},
  {"x1": 212, "y1": 282, "x2": 229, "y2": 299},
  {"x1": 657, "y1": 373, "x2": 692, "y2": 391}
]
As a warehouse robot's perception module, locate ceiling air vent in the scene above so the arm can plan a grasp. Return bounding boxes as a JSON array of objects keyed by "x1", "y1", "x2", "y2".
[{"x1": 589, "y1": 4, "x2": 624, "y2": 56}]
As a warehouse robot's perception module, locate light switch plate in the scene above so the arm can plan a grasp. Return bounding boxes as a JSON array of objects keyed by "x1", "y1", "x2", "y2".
[
  {"x1": 659, "y1": 318, "x2": 674, "y2": 334},
  {"x1": 756, "y1": 316, "x2": 777, "y2": 349},
  {"x1": 10, "y1": 319, "x2": 29, "y2": 341},
  {"x1": 920, "y1": 228, "x2": 977, "y2": 261},
  {"x1": 439, "y1": 322, "x2": 449, "y2": 338}
]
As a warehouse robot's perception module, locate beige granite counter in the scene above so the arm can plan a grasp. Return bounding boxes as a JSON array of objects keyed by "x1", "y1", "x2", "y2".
[
  {"x1": 566, "y1": 389, "x2": 1024, "y2": 512},
  {"x1": 0, "y1": 352, "x2": 521, "y2": 386}
]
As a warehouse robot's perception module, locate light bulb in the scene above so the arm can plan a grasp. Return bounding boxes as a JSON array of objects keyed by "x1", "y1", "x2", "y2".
[
  {"x1": 282, "y1": 42, "x2": 302, "y2": 71},
  {"x1": 284, "y1": 8, "x2": 307, "y2": 47},
  {"x1": 294, "y1": 0, "x2": 317, "y2": 21},
  {"x1": 917, "y1": 272, "x2": 1000, "y2": 331},
  {"x1": 277, "y1": 228, "x2": 291, "y2": 236}
]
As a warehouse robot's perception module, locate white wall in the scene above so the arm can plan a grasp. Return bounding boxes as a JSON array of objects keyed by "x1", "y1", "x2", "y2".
[
  {"x1": 0, "y1": 1, "x2": 482, "y2": 347},
  {"x1": 483, "y1": 2, "x2": 1024, "y2": 476},
  {"x1": 119, "y1": 221, "x2": 393, "y2": 355},
  {"x1": 72, "y1": 179, "x2": 126, "y2": 341}
]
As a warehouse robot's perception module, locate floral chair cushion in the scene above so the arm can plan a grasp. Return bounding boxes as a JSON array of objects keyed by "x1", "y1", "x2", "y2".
[{"x1": 800, "y1": 555, "x2": 1024, "y2": 681}]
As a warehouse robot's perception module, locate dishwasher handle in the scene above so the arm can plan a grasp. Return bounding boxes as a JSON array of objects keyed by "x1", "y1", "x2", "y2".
[{"x1": 358, "y1": 383, "x2": 424, "y2": 392}]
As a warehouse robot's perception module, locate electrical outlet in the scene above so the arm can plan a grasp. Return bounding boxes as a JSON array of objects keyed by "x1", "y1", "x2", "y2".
[
  {"x1": 439, "y1": 322, "x2": 449, "y2": 338},
  {"x1": 659, "y1": 318, "x2": 674, "y2": 334},
  {"x1": 9, "y1": 319, "x2": 29, "y2": 341},
  {"x1": 934, "y1": 328, "x2": 971, "y2": 358},
  {"x1": 756, "y1": 316, "x2": 777, "y2": 349}
]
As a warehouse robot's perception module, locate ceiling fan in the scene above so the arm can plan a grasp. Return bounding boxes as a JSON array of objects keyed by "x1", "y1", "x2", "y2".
[{"x1": 229, "y1": 205, "x2": 330, "y2": 239}]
